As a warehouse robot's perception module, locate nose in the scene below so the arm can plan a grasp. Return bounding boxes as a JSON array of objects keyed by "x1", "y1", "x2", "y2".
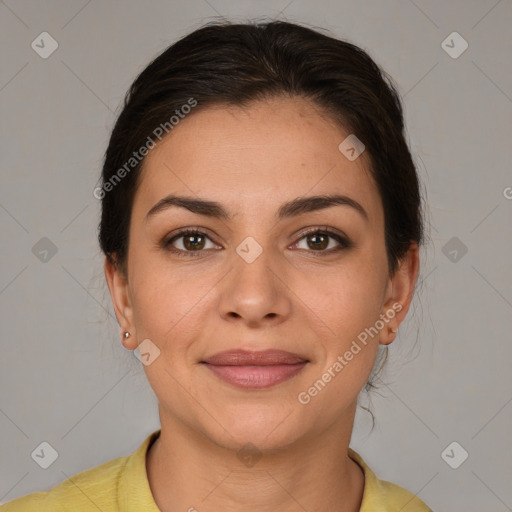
[{"x1": 218, "y1": 243, "x2": 292, "y2": 328}]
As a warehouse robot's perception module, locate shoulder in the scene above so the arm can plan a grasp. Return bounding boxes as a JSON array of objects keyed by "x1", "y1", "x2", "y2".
[
  {"x1": 348, "y1": 448, "x2": 433, "y2": 512},
  {"x1": 0, "y1": 453, "x2": 129, "y2": 512},
  {"x1": 374, "y1": 478, "x2": 433, "y2": 511},
  {"x1": 0, "y1": 430, "x2": 161, "y2": 512}
]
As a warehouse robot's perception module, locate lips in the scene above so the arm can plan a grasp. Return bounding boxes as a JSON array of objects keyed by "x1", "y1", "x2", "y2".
[
  {"x1": 201, "y1": 349, "x2": 309, "y2": 389},
  {"x1": 201, "y1": 349, "x2": 308, "y2": 366}
]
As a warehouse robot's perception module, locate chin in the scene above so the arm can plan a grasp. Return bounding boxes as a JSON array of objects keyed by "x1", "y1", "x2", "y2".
[{"x1": 204, "y1": 403, "x2": 307, "y2": 454}]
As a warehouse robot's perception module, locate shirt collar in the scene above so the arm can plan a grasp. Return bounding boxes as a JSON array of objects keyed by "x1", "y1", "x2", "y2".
[{"x1": 118, "y1": 429, "x2": 161, "y2": 512}]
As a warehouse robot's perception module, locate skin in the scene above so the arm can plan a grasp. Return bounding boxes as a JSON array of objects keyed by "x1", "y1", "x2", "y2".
[{"x1": 105, "y1": 96, "x2": 419, "y2": 512}]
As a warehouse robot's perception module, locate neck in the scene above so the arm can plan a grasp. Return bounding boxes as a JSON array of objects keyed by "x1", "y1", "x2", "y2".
[{"x1": 146, "y1": 405, "x2": 365, "y2": 512}]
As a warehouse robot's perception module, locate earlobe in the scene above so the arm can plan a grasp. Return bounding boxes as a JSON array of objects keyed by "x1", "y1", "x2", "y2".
[
  {"x1": 379, "y1": 242, "x2": 420, "y2": 345},
  {"x1": 379, "y1": 324, "x2": 399, "y2": 346},
  {"x1": 121, "y1": 330, "x2": 134, "y2": 350},
  {"x1": 104, "y1": 256, "x2": 138, "y2": 349}
]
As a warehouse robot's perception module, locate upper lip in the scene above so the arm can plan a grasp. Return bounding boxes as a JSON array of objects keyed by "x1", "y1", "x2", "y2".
[{"x1": 201, "y1": 349, "x2": 308, "y2": 366}]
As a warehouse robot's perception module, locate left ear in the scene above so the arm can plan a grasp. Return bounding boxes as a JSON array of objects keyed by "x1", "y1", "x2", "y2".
[{"x1": 379, "y1": 242, "x2": 420, "y2": 345}]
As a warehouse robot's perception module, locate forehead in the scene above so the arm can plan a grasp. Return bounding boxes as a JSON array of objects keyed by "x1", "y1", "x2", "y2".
[{"x1": 133, "y1": 96, "x2": 382, "y2": 226}]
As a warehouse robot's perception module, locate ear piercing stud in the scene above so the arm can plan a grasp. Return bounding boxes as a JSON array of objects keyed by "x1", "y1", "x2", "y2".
[{"x1": 123, "y1": 331, "x2": 131, "y2": 339}]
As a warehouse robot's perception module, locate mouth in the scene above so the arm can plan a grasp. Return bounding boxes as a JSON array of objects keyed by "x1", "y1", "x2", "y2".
[{"x1": 200, "y1": 349, "x2": 309, "y2": 389}]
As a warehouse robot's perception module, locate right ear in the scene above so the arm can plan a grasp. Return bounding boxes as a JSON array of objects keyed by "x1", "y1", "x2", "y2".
[{"x1": 104, "y1": 255, "x2": 138, "y2": 349}]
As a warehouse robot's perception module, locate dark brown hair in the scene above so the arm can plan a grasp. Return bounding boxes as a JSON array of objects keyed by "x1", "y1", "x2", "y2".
[{"x1": 97, "y1": 19, "x2": 426, "y2": 417}]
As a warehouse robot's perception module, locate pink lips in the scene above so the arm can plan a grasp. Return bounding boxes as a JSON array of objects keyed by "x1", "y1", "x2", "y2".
[{"x1": 201, "y1": 349, "x2": 308, "y2": 389}]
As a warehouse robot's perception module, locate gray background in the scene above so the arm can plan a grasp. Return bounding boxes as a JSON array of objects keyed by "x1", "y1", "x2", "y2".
[{"x1": 1, "y1": 1, "x2": 511, "y2": 510}]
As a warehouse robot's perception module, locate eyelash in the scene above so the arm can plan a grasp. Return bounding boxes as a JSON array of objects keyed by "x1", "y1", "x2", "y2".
[{"x1": 163, "y1": 227, "x2": 351, "y2": 258}]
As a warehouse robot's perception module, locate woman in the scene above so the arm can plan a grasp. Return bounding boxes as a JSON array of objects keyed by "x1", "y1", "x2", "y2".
[{"x1": 2, "y1": 19, "x2": 432, "y2": 512}]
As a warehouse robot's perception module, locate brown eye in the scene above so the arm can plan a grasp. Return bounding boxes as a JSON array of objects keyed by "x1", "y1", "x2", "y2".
[
  {"x1": 293, "y1": 228, "x2": 350, "y2": 254},
  {"x1": 164, "y1": 229, "x2": 219, "y2": 256},
  {"x1": 306, "y1": 232, "x2": 329, "y2": 250},
  {"x1": 182, "y1": 232, "x2": 206, "y2": 251}
]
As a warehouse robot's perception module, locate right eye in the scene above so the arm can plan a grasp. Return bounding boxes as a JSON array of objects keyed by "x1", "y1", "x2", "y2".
[{"x1": 163, "y1": 229, "x2": 221, "y2": 257}]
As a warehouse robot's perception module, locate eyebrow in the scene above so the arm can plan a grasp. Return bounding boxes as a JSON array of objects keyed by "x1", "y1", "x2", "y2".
[{"x1": 145, "y1": 193, "x2": 369, "y2": 223}]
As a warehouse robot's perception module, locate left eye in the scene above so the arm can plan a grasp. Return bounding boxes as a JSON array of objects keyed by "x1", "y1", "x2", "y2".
[{"x1": 292, "y1": 229, "x2": 348, "y2": 253}]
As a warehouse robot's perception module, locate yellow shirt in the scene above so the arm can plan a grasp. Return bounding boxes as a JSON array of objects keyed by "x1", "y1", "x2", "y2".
[{"x1": 1, "y1": 430, "x2": 432, "y2": 511}]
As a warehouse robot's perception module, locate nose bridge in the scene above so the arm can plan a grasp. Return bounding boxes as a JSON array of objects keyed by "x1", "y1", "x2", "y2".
[{"x1": 232, "y1": 233, "x2": 278, "y2": 291}]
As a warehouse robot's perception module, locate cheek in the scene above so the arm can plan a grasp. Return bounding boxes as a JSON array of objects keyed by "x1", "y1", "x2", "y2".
[
  {"x1": 128, "y1": 261, "x2": 204, "y2": 400},
  {"x1": 293, "y1": 256, "x2": 385, "y2": 387},
  {"x1": 295, "y1": 272, "x2": 383, "y2": 409},
  {"x1": 128, "y1": 254, "x2": 216, "y2": 354},
  {"x1": 298, "y1": 258, "x2": 385, "y2": 336}
]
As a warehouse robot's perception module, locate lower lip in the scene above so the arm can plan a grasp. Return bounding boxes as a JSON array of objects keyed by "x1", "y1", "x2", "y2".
[{"x1": 203, "y1": 362, "x2": 308, "y2": 389}]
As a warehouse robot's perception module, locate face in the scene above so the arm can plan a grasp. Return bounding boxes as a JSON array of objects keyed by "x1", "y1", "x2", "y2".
[{"x1": 106, "y1": 96, "x2": 418, "y2": 452}]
